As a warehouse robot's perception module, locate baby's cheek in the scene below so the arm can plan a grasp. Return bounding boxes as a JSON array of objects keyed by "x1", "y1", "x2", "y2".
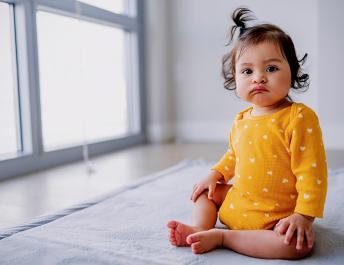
[{"x1": 235, "y1": 83, "x2": 248, "y2": 98}]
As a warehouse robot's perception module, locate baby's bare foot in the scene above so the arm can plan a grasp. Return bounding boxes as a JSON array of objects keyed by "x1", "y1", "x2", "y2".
[
  {"x1": 186, "y1": 229, "x2": 224, "y2": 254},
  {"x1": 167, "y1": 220, "x2": 202, "y2": 247}
]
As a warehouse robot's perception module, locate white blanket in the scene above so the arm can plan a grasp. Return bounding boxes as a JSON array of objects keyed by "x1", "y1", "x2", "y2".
[{"x1": 0, "y1": 160, "x2": 343, "y2": 264}]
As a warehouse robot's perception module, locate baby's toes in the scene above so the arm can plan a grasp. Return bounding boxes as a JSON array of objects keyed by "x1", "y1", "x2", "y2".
[
  {"x1": 169, "y1": 236, "x2": 177, "y2": 246},
  {"x1": 191, "y1": 242, "x2": 203, "y2": 254},
  {"x1": 167, "y1": 220, "x2": 177, "y2": 229},
  {"x1": 169, "y1": 229, "x2": 175, "y2": 239},
  {"x1": 169, "y1": 229, "x2": 177, "y2": 245},
  {"x1": 186, "y1": 233, "x2": 200, "y2": 245}
]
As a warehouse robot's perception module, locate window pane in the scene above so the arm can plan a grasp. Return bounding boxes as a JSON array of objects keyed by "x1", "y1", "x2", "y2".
[
  {"x1": 0, "y1": 3, "x2": 20, "y2": 158},
  {"x1": 78, "y1": 0, "x2": 126, "y2": 14},
  {"x1": 37, "y1": 11, "x2": 129, "y2": 150}
]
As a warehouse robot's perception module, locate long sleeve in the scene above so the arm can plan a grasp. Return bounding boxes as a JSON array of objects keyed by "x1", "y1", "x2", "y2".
[
  {"x1": 288, "y1": 106, "x2": 327, "y2": 218},
  {"x1": 211, "y1": 129, "x2": 236, "y2": 183}
]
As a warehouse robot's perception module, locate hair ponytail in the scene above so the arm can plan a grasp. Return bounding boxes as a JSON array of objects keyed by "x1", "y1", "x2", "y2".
[{"x1": 229, "y1": 7, "x2": 256, "y2": 44}]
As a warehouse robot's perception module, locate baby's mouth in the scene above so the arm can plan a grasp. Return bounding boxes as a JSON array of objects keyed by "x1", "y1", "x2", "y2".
[{"x1": 250, "y1": 88, "x2": 269, "y2": 95}]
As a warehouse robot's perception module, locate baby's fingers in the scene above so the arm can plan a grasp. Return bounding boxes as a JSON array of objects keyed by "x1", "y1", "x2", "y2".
[
  {"x1": 284, "y1": 224, "x2": 296, "y2": 245},
  {"x1": 305, "y1": 228, "x2": 314, "y2": 249},
  {"x1": 190, "y1": 184, "x2": 198, "y2": 200},
  {"x1": 296, "y1": 228, "x2": 305, "y2": 250},
  {"x1": 191, "y1": 186, "x2": 204, "y2": 202},
  {"x1": 208, "y1": 183, "x2": 216, "y2": 199},
  {"x1": 276, "y1": 221, "x2": 289, "y2": 235}
]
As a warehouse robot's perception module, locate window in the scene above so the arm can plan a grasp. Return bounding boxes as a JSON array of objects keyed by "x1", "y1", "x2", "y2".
[
  {"x1": 0, "y1": 0, "x2": 145, "y2": 180},
  {"x1": 37, "y1": 11, "x2": 129, "y2": 150},
  {"x1": 0, "y1": 3, "x2": 20, "y2": 158},
  {"x1": 78, "y1": 0, "x2": 129, "y2": 15}
]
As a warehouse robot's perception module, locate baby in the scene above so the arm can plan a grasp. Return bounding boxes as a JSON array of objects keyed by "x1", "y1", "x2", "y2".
[{"x1": 167, "y1": 7, "x2": 327, "y2": 260}]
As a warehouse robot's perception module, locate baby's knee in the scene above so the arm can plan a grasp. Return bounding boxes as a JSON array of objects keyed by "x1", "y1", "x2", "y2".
[
  {"x1": 194, "y1": 191, "x2": 211, "y2": 203},
  {"x1": 286, "y1": 244, "x2": 312, "y2": 260},
  {"x1": 211, "y1": 184, "x2": 231, "y2": 207},
  {"x1": 278, "y1": 234, "x2": 313, "y2": 260},
  {"x1": 195, "y1": 190, "x2": 221, "y2": 208},
  {"x1": 195, "y1": 185, "x2": 230, "y2": 208}
]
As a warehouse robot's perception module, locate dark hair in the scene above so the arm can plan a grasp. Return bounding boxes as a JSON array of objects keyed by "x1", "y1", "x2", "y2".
[{"x1": 222, "y1": 7, "x2": 309, "y2": 99}]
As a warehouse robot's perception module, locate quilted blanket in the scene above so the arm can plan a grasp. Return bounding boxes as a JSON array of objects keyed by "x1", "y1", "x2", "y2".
[{"x1": 0, "y1": 160, "x2": 343, "y2": 264}]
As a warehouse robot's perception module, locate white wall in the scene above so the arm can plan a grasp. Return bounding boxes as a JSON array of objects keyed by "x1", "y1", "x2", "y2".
[
  {"x1": 144, "y1": 0, "x2": 175, "y2": 142},
  {"x1": 145, "y1": 0, "x2": 344, "y2": 149},
  {"x1": 317, "y1": 0, "x2": 344, "y2": 149}
]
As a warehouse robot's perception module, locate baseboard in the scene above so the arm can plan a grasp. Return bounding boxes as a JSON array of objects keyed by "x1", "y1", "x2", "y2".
[{"x1": 147, "y1": 122, "x2": 175, "y2": 143}]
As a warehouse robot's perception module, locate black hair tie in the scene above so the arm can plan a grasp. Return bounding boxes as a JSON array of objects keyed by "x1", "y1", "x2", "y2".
[{"x1": 239, "y1": 27, "x2": 246, "y2": 36}]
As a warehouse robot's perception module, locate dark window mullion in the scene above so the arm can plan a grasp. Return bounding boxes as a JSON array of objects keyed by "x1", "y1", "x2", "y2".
[
  {"x1": 23, "y1": 0, "x2": 44, "y2": 156},
  {"x1": 9, "y1": 4, "x2": 24, "y2": 154}
]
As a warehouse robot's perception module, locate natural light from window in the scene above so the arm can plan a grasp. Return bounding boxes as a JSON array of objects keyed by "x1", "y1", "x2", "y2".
[
  {"x1": 78, "y1": 0, "x2": 125, "y2": 14},
  {"x1": 0, "y1": 3, "x2": 20, "y2": 157},
  {"x1": 36, "y1": 11, "x2": 129, "y2": 150}
]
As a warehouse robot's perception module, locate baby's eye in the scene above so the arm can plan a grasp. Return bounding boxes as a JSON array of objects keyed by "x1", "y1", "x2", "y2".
[
  {"x1": 242, "y1": 69, "x2": 253, "y2": 75},
  {"x1": 266, "y1": 66, "x2": 279, "y2": 72}
]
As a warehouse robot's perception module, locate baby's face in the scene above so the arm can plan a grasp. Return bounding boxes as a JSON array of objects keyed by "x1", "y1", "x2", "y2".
[{"x1": 234, "y1": 42, "x2": 292, "y2": 107}]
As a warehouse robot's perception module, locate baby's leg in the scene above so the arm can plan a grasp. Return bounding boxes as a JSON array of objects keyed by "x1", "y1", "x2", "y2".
[
  {"x1": 168, "y1": 184, "x2": 231, "y2": 247},
  {"x1": 187, "y1": 228, "x2": 312, "y2": 259}
]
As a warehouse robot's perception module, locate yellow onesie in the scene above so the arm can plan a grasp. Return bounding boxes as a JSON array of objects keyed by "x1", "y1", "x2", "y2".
[{"x1": 212, "y1": 102, "x2": 327, "y2": 230}]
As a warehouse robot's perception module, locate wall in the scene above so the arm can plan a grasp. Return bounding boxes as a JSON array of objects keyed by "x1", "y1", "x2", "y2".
[
  {"x1": 145, "y1": 0, "x2": 344, "y2": 149},
  {"x1": 317, "y1": 0, "x2": 344, "y2": 149},
  {"x1": 170, "y1": 0, "x2": 318, "y2": 142},
  {"x1": 144, "y1": 0, "x2": 175, "y2": 142}
]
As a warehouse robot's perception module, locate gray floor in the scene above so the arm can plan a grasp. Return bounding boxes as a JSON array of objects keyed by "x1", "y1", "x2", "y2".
[{"x1": 0, "y1": 142, "x2": 343, "y2": 230}]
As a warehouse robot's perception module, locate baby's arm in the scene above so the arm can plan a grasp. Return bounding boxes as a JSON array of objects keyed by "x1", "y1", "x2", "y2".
[
  {"x1": 190, "y1": 170, "x2": 225, "y2": 202},
  {"x1": 277, "y1": 106, "x2": 327, "y2": 250},
  {"x1": 191, "y1": 125, "x2": 236, "y2": 202}
]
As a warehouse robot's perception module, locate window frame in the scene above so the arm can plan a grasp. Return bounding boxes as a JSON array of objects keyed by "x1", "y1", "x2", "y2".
[{"x1": 0, "y1": 0, "x2": 146, "y2": 180}]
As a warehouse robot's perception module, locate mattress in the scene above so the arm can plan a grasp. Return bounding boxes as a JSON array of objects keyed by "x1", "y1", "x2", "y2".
[{"x1": 0, "y1": 160, "x2": 343, "y2": 264}]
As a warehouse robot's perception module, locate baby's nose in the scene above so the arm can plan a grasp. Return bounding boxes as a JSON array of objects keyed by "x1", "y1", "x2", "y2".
[{"x1": 252, "y1": 72, "x2": 267, "y2": 84}]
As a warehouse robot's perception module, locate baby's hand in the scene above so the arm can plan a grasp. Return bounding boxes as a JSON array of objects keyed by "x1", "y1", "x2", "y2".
[
  {"x1": 190, "y1": 170, "x2": 223, "y2": 202},
  {"x1": 274, "y1": 213, "x2": 315, "y2": 250}
]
